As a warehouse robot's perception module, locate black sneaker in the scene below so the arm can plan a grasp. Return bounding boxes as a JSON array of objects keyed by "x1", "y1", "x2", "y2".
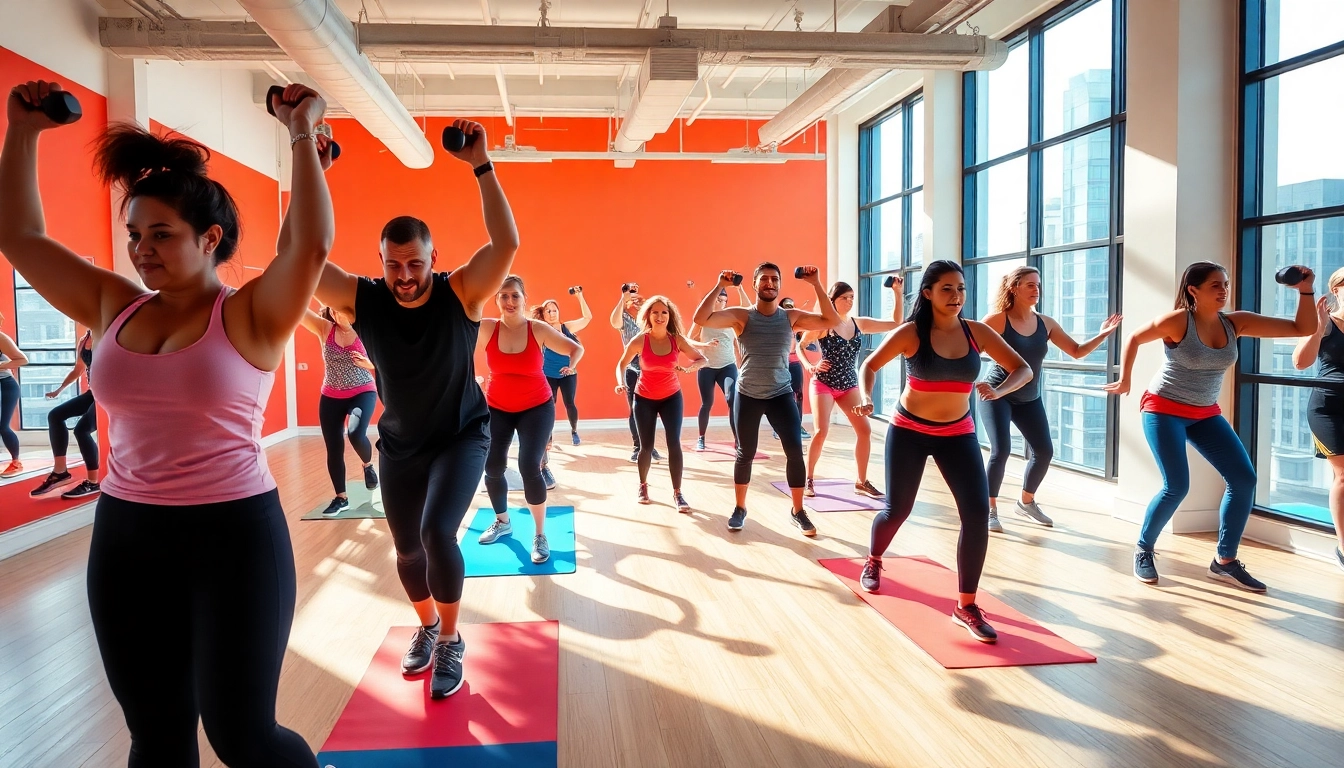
[
  {"x1": 652, "y1": 448, "x2": 663, "y2": 463},
  {"x1": 60, "y1": 480, "x2": 100, "y2": 500},
  {"x1": 952, "y1": 603, "x2": 998, "y2": 643},
  {"x1": 1208, "y1": 558, "x2": 1267, "y2": 593},
  {"x1": 790, "y1": 508, "x2": 817, "y2": 538},
  {"x1": 364, "y1": 464, "x2": 379, "y2": 490},
  {"x1": 629, "y1": 449, "x2": 640, "y2": 463},
  {"x1": 430, "y1": 635, "x2": 467, "y2": 699},
  {"x1": 1134, "y1": 549, "x2": 1159, "y2": 584},
  {"x1": 728, "y1": 506, "x2": 747, "y2": 531},
  {"x1": 1336, "y1": 547, "x2": 1344, "y2": 575},
  {"x1": 696, "y1": 436, "x2": 706, "y2": 451},
  {"x1": 29, "y1": 471, "x2": 73, "y2": 497},
  {"x1": 401, "y1": 620, "x2": 440, "y2": 675},
  {"x1": 541, "y1": 466, "x2": 557, "y2": 490},
  {"x1": 322, "y1": 496, "x2": 349, "y2": 516},
  {"x1": 637, "y1": 483, "x2": 651, "y2": 505},
  {"x1": 859, "y1": 558, "x2": 882, "y2": 593}
]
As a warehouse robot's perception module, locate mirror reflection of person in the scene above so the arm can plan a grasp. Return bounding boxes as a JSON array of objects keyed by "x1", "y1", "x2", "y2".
[
  {"x1": 30, "y1": 329, "x2": 100, "y2": 499},
  {"x1": 0, "y1": 310, "x2": 27, "y2": 478}
]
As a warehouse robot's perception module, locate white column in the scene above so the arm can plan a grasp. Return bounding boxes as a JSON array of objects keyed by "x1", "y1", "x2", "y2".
[
  {"x1": 104, "y1": 54, "x2": 148, "y2": 283},
  {"x1": 1113, "y1": 0, "x2": 1240, "y2": 533},
  {"x1": 828, "y1": 113, "x2": 860, "y2": 291},
  {"x1": 922, "y1": 69, "x2": 962, "y2": 264}
]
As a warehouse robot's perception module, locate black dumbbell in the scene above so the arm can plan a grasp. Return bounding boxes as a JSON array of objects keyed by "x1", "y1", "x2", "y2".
[
  {"x1": 568, "y1": 286, "x2": 582, "y2": 295},
  {"x1": 19, "y1": 90, "x2": 82, "y2": 125},
  {"x1": 794, "y1": 267, "x2": 815, "y2": 279},
  {"x1": 442, "y1": 125, "x2": 479, "y2": 152},
  {"x1": 731, "y1": 274, "x2": 744, "y2": 286},
  {"x1": 1275, "y1": 266, "x2": 1306, "y2": 287},
  {"x1": 266, "y1": 85, "x2": 341, "y2": 161},
  {"x1": 884, "y1": 275, "x2": 897, "y2": 288}
]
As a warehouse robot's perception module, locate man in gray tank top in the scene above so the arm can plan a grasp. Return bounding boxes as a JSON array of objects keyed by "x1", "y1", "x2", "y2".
[{"x1": 692, "y1": 262, "x2": 840, "y2": 537}]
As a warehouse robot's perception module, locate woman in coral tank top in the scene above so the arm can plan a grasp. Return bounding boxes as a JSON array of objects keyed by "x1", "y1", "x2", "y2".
[{"x1": 0, "y1": 80, "x2": 333, "y2": 766}]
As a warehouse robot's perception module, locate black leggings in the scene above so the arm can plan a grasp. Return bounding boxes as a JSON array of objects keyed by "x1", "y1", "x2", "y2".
[
  {"x1": 871, "y1": 419, "x2": 990, "y2": 595},
  {"x1": 547, "y1": 374, "x2": 579, "y2": 432},
  {"x1": 732, "y1": 390, "x2": 805, "y2": 488},
  {"x1": 86, "y1": 490, "x2": 316, "y2": 768},
  {"x1": 696, "y1": 364, "x2": 738, "y2": 438},
  {"x1": 48, "y1": 389, "x2": 99, "y2": 469},
  {"x1": 979, "y1": 395, "x2": 1054, "y2": 499},
  {"x1": 624, "y1": 367, "x2": 640, "y2": 449},
  {"x1": 0, "y1": 376, "x2": 17, "y2": 460},
  {"x1": 318, "y1": 391, "x2": 375, "y2": 495},
  {"x1": 789, "y1": 361, "x2": 805, "y2": 423},
  {"x1": 485, "y1": 401, "x2": 554, "y2": 513},
  {"x1": 379, "y1": 423, "x2": 489, "y2": 604},
  {"x1": 635, "y1": 391, "x2": 684, "y2": 488}
]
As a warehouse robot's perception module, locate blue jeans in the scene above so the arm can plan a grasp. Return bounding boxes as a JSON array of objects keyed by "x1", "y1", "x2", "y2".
[{"x1": 1138, "y1": 411, "x2": 1256, "y2": 560}]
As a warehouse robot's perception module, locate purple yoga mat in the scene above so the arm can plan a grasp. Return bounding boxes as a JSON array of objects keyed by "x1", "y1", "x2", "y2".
[
  {"x1": 770, "y1": 479, "x2": 884, "y2": 512},
  {"x1": 696, "y1": 441, "x2": 767, "y2": 462}
]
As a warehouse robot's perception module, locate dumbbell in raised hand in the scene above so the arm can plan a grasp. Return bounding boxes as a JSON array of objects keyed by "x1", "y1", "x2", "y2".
[
  {"x1": 441, "y1": 125, "x2": 479, "y2": 153},
  {"x1": 1274, "y1": 266, "x2": 1306, "y2": 287},
  {"x1": 568, "y1": 286, "x2": 583, "y2": 295},
  {"x1": 17, "y1": 90, "x2": 82, "y2": 125},
  {"x1": 266, "y1": 85, "x2": 341, "y2": 161}
]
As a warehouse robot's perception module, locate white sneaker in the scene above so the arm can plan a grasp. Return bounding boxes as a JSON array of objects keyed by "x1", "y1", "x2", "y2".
[
  {"x1": 479, "y1": 518, "x2": 512, "y2": 544},
  {"x1": 1015, "y1": 500, "x2": 1054, "y2": 527},
  {"x1": 988, "y1": 508, "x2": 1004, "y2": 533},
  {"x1": 531, "y1": 534, "x2": 551, "y2": 564}
]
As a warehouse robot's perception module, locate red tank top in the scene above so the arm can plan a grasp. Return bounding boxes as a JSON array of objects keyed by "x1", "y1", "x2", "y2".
[
  {"x1": 635, "y1": 334, "x2": 681, "y2": 400},
  {"x1": 485, "y1": 321, "x2": 554, "y2": 413}
]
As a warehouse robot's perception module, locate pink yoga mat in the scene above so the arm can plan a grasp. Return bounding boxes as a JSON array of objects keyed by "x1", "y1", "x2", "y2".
[
  {"x1": 771, "y1": 479, "x2": 884, "y2": 512},
  {"x1": 695, "y1": 441, "x2": 767, "y2": 462},
  {"x1": 821, "y1": 557, "x2": 1097, "y2": 669}
]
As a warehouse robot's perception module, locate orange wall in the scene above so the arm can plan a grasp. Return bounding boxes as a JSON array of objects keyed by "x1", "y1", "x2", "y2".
[{"x1": 298, "y1": 115, "x2": 827, "y2": 424}]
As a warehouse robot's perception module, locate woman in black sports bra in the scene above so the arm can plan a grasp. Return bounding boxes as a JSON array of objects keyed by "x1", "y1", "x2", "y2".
[
  {"x1": 854, "y1": 261, "x2": 1031, "y2": 644},
  {"x1": 1294, "y1": 266, "x2": 1344, "y2": 572}
]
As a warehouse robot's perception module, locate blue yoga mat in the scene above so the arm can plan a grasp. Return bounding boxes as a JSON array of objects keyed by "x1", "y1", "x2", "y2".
[
  {"x1": 461, "y1": 506, "x2": 576, "y2": 577},
  {"x1": 319, "y1": 742, "x2": 556, "y2": 768}
]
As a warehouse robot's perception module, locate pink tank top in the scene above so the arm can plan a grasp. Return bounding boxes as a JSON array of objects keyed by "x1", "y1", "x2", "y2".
[{"x1": 95, "y1": 287, "x2": 277, "y2": 505}]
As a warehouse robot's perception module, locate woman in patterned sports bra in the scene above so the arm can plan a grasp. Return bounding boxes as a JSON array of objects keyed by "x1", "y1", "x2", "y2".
[
  {"x1": 300, "y1": 304, "x2": 379, "y2": 516},
  {"x1": 797, "y1": 279, "x2": 904, "y2": 500},
  {"x1": 855, "y1": 261, "x2": 1031, "y2": 644}
]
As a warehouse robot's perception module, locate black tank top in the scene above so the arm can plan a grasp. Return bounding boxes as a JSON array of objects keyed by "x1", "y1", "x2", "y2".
[
  {"x1": 354, "y1": 272, "x2": 489, "y2": 458},
  {"x1": 987, "y1": 314, "x2": 1048, "y2": 403},
  {"x1": 1316, "y1": 318, "x2": 1344, "y2": 394},
  {"x1": 907, "y1": 319, "x2": 981, "y2": 384},
  {"x1": 816, "y1": 319, "x2": 862, "y2": 391}
]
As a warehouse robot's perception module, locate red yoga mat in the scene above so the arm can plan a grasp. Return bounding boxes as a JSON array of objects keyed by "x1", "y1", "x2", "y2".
[
  {"x1": 319, "y1": 621, "x2": 559, "y2": 753},
  {"x1": 696, "y1": 441, "x2": 767, "y2": 462},
  {"x1": 821, "y1": 557, "x2": 1096, "y2": 669}
]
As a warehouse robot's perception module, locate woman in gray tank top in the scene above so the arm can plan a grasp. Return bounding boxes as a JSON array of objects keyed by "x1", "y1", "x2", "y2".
[
  {"x1": 1105, "y1": 261, "x2": 1320, "y2": 592},
  {"x1": 979, "y1": 266, "x2": 1121, "y2": 532}
]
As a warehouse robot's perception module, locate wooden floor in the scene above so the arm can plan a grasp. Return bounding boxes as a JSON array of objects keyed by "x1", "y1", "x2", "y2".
[{"x1": 2, "y1": 426, "x2": 1343, "y2": 768}]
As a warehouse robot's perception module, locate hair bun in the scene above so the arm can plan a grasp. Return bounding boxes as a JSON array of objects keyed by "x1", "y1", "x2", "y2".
[{"x1": 94, "y1": 123, "x2": 210, "y2": 191}]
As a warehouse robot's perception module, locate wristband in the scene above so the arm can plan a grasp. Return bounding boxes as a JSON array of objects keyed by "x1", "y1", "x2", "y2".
[
  {"x1": 290, "y1": 133, "x2": 318, "y2": 148},
  {"x1": 1301, "y1": 290, "x2": 1315, "y2": 295},
  {"x1": 474, "y1": 161, "x2": 494, "y2": 178}
]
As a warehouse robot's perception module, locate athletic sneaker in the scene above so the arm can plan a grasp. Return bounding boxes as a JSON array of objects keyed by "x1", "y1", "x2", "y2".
[
  {"x1": 1336, "y1": 547, "x2": 1344, "y2": 574},
  {"x1": 804, "y1": 478, "x2": 816, "y2": 497},
  {"x1": 322, "y1": 496, "x2": 349, "y2": 516},
  {"x1": 541, "y1": 466, "x2": 557, "y2": 490},
  {"x1": 29, "y1": 471, "x2": 73, "y2": 497},
  {"x1": 364, "y1": 464, "x2": 379, "y2": 490},
  {"x1": 952, "y1": 603, "x2": 998, "y2": 643},
  {"x1": 1208, "y1": 559, "x2": 1267, "y2": 593},
  {"x1": 652, "y1": 448, "x2": 663, "y2": 462},
  {"x1": 430, "y1": 635, "x2": 466, "y2": 699},
  {"x1": 728, "y1": 506, "x2": 747, "y2": 531},
  {"x1": 791, "y1": 508, "x2": 817, "y2": 538},
  {"x1": 629, "y1": 449, "x2": 640, "y2": 463},
  {"x1": 531, "y1": 534, "x2": 550, "y2": 564},
  {"x1": 571, "y1": 431, "x2": 581, "y2": 446},
  {"x1": 674, "y1": 491, "x2": 690, "y2": 513},
  {"x1": 988, "y1": 508, "x2": 1004, "y2": 533},
  {"x1": 60, "y1": 480, "x2": 100, "y2": 500},
  {"x1": 696, "y1": 436, "x2": 706, "y2": 452},
  {"x1": 401, "y1": 620, "x2": 440, "y2": 675},
  {"x1": 1015, "y1": 500, "x2": 1054, "y2": 527},
  {"x1": 772, "y1": 430, "x2": 779, "y2": 440},
  {"x1": 854, "y1": 480, "x2": 883, "y2": 499},
  {"x1": 0, "y1": 460, "x2": 22, "y2": 478},
  {"x1": 478, "y1": 518, "x2": 512, "y2": 544},
  {"x1": 637, "y1": 483, "x2": 651, "y2": 505},
  {"x1": 800, "y1": 428, "x2": 811, "y2": 440},
  {"x1": 1134, "y1": 549, "x2": 1159, "y2": 584},
  {"x1": 859, "y1": 557, "x2": 882, "y2": 593}
]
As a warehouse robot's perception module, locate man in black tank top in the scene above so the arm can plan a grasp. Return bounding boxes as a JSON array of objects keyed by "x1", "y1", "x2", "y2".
[{"x1": 314, "y1": 119, "x2": 519, "y2": 700}]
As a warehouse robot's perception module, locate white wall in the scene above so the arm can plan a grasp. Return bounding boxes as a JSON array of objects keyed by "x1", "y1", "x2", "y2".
[
  {"x1": 147, "y1": 62, "x2": 280, "y2": 180},
  {"x1": 0, "y1": 0, "x2": 108, "y2": 94}
]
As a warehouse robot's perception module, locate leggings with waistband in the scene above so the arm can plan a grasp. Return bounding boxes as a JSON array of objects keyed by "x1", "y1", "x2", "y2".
[
  {"x1": 979, "y1": 396, "x2": 1053, "y2": 499},
  {"x1": 484, "y1": 401, "x2": 555, "y2": 513},
  {"x1": 547, "y1": 374, "x2": 579, "y2": 432},
  {"x1": 0, "y1": 377, "x2": 18, "y2": 460},
  {"x1": 318, "y1": 390, "x2": 375, "y2": 495},
  {"x1": 696, "y1": 364, "x2": 738, "y2": 439},
  {"x1": 48, "y1": 389, "x2": 99, "y2": 470},
  {"x1": 732, "y1": 390, "x2": 805, "y2": 488}
]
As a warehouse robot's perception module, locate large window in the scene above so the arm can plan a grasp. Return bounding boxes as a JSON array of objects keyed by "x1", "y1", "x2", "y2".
[
  {"x1": 13, "y1": 271, "x2": 79, "y2": 430},
  {"x1": 859, "y1": 91, "x2": 924, "y2": 414},
  {"x1": 1238, "y1": 1, "x2": 1344, "y2": 530},
  {"x1": 962, "y1": 0, "x2": 1126, "y2": 477}
]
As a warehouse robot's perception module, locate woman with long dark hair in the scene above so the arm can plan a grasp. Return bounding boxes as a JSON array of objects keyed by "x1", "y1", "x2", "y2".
[
  {"x1": 0, "y1": 311, "x2": 27, "y2": 477},
  {"x1": 0, "y1": 80, "x2": 333, "y2": 766},
  {"x1": 30, "y1": 329, "x2": 100, "y2": 499},
  {"x1": 855, "y1": 261, "x2": 1030, "y2": 643},
  {"x1": 1294, "y1": 266, "x2": 1344, "y2": 572},
  {"x1": 1105, "y1": 261, "x2": 1317, "y2": 591},
  {"x1": 979, "y1": 267, "x2": 1121, "y2": 531},
  {"x1": 797, "y1": 278, "x2": 903, "y2": 498}
]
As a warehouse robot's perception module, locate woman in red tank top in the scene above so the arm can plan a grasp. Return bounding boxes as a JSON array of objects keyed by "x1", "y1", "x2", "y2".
[
  {"x1": 476, "y1": 275, "x2": 582, "y2": 565},
  {"x1": 615, "y1": 295, "x2": 707, "y2": 512}
]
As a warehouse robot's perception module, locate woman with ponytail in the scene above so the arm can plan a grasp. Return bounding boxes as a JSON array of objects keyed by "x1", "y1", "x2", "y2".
[
  {"x1": 854, "y1": 261, "x2": 1030, "y2": 644},
  {"x1": 0, "y1": 80, "x2": 333, "y2": 766},
  {"x1": 1105, "y1": 261, "x2": 1318, "y2": 591}
]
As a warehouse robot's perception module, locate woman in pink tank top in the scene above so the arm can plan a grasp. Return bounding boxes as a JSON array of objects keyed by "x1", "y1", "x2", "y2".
[
  {"x1": 615, "y1": 295, "x2": 707, "y2": 512},
  {"x1": 0, "y1": 80, "x2": 334, "y2": 766}
]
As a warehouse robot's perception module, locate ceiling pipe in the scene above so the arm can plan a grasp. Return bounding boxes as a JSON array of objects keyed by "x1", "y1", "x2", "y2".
[{"x1": 232, "y1": 0, "x2": 434, "y2": 168}]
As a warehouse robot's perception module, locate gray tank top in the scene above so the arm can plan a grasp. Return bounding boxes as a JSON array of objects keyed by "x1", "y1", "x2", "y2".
[
  {"x1": 699, "y1": 325, "x2": 737, "y2": 370},
  {"x1": 1148, "y1": 311, "x2": 1238, "y2": 407},
  {"x1": 0, "y1": 353, "x2": 11, "y2": 380},
  {"x1": 737, "y1": 306, "x2": 793, "y2": 399},
  {"x1": 987, "y1": 313, "x2": 1049, "y2": 403}
]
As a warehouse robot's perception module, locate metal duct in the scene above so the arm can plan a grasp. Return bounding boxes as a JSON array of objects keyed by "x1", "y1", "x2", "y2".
[
  {"x1": 613, "y1": 47, "x2": 698, "y2": 153},
  {"x1": 232, "y1": 0, "x2": 434, "y2": 169}
]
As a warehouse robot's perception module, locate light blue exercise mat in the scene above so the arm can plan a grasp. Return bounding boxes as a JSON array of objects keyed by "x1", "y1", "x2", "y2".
[{"x1": 461, "y1": 506, "x2": 576, "y2": 577}]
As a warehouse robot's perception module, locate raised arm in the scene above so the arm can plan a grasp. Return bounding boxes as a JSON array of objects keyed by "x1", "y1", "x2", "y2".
[
  {"x1": 789, "y1": 267, "x2": 841, "y2": 332},
  {"x1": 1228, "y1": 269, "x2": 1319, "y2": 339},
  {"x1": 0, "y1": 82, "x2": 143, "y2": 333},
  {"x1": 693, "y1": 272, "x2": 748, "y2": 331},
  {"x1": 1102, "y1": 310, "x2": 1187, "y2": 395},
  {"x1": 299, "y1": 308, "x2": 333, "y2": 339},
  {"x1": 314, "y1": 262, "x2": 359, "y2": 319},
  {"x1": 609, "y1": 290, "x2": 628, "y2": 330},
  {"x1": 1293, "y1": 297, "x2": 1331, "y2": 370},
  {"x1": 969, "y1": 321, "x2": 1031, "y2": 401},
  {"x1": 534, "y1": 319, "x2": 583, "y2": 373},
  {"x1": 564, "y1": 289, "x2": 593, "y2": 333},
  {"x1": 0, "y1": 332, "x2": 27, "y2": 371},
  {"x1": 1046, "y1": 313, "x2": 1123, "y2": 359},
  {"x1": 855, "y1": 275, "x2": 906, "y2": 332},
  {"x1": 448, "y1": 121, "x2": 521, "y2": 318}
]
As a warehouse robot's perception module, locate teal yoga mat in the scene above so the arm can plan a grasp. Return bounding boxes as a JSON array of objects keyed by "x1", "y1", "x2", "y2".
[{"x1": 462, "y1": 506, "x2": 576, "y2": 577}]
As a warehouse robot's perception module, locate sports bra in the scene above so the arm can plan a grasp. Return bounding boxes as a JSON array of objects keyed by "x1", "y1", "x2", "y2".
[{"x1": 906, "y1": 319, "x2": 981, "y2": 394}]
